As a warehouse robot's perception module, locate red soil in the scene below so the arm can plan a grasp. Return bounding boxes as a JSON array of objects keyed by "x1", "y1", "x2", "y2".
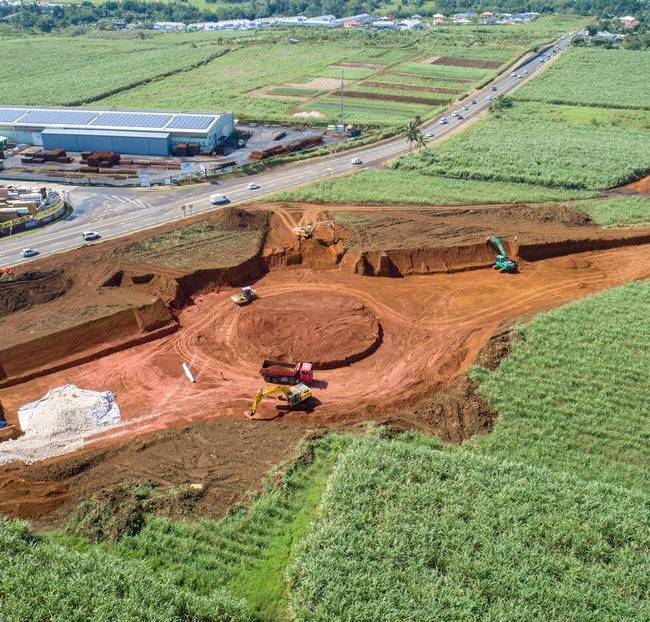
[
  {"x1": 2, "y1": 242, "x2": 647, "y2": 437},
  {"x1": 431, "y1": 56, "x2": 503, "y2": 69},
  {"x1": 227, "y1": 291, "x2": 380, "y2": 368},
  {"x1": 1, "y1": 202, "x2": 649, "y2": 525},
  {"x1": 619, "y1": 174, "x2": 650, "y2": 195},
  {"x1": 343, "y1": 90, "x2": 446, "y2": 106}
]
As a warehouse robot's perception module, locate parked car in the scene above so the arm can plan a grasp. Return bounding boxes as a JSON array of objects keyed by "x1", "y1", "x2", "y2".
[
  {"x1": 210, "y1": 194, "x2": 230, "y2": 205},
  {"x1": 438, "y1": 117, "x2": 449, "y2": 125},
  {"x1": 452, "y1": 110, "x2": 459, "y2": 118},
  {"x1": 247, "y1": 183, "x2": 260, "y2": 190},
  {"x1": 425, "y1": 130, "x2": 435, "y2": 138},
  {"x1": 20, "y1": 248, "x2": 39, "y2": 258},
  {"x1": 349, "y1": 157, "x2": 363, "y2": 165},
  {"x1": 81, "y1": 231, "x2": 100, "y2": 241}
]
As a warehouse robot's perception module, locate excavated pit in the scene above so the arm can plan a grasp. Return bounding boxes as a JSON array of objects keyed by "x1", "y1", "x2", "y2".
[{"x1": 225, "y1": 291, "x2": 381, "y2": 368}]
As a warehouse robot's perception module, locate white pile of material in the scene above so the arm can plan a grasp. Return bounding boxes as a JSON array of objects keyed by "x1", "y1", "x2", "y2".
[{"x1": 0, "y1": 384, "x2": 120, "y2": 465}]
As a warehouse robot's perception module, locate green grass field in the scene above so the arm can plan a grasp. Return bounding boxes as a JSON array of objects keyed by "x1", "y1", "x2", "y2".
[
  {"x1": 396, "y1": 101, "x2": 650, "y2": 189},
  {"x1": 515, "y1": 48, "x2": 650, "y2": 110},
  {"x1": 471, "y1": 280, "x2": 650, "y2": 492},
  {"x1": 0, "y1": 16, "x2": 581, "y2": 126},
  {"x1": 275, "y1": 169, "x2": 594, "y2": 205},
  {"x1": 0, "y1": 519, "x2": 249, "y2": 621},
  {"x1": 289, "y1": 438, "x2": 649, "y2": 622},
  {"x1": 0, "y1": 35, "x2": 223, "y2": 106},
  {"x1": 574, "y1": 196, "x2": 650, "y2": 227}
]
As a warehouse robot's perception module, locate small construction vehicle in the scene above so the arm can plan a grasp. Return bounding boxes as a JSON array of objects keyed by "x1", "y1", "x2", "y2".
[
  {"x1": 260, "y1": 360, "x2": 313, "y2": 385},
  {"x1": 245, "y1": 383, "x2": 312, "y2": 418},
  {"x1": 231, "y1": 286, "x2": 257, "y2": 306},
  {"x1": 486, "y1": 236, "x2": 517, "y2": 273},
  {"x1": 293, "y1": 220, "x2": 334, "y2": 239}
]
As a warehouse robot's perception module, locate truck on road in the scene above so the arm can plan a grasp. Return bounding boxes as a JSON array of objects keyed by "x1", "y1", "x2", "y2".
[{"x1": 260, "y1": 360, "x2": 313, "y2": 385}]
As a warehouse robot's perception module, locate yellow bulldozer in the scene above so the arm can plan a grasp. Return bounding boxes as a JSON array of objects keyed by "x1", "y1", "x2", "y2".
[{"x1": 245, "y1": 383, "x2": 312, "y2": 419}]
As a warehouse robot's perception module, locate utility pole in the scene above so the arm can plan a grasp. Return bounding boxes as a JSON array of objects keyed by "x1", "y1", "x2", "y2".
[{"x1": 339, "y1": 67, "x2": 345, "y2": 139}]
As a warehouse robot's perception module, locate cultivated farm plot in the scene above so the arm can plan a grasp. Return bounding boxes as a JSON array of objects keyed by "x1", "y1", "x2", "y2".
[
  {"x1": 473, "y1": 280, "x2": 650, "y2": 492},
  {"x1": 397, "y1": 101, "x2": 650, "y2": 189},
  {"x1": 300, "y1": 97, "x2": 438, "y2": 126},
  {"x1": 0, "y1": 35, "x2": 223, "y2": 106},
  {"x1": 515, "y1": 47, "x2": 650, "y2": 110},
  {"x1": 289, "y1": 437, "x2": 650, "y2": 622}
]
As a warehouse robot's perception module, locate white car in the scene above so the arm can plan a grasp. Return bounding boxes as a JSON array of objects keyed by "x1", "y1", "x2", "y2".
[
  {"x1": 452, "y1": 111, "x2": 459, "y2": 118},
  {"x1": 247, "y1": 182, "x2": 260, "y2": 190},
  {"x1": 349, "y1": 157, "x2": 363, "y2": 165},
  {"x1": 20, "y1": 248, "x2": 39, "y2": 258},
  {"x1": 438, "y1": 117, "x2": 449, "y2": 125},
  {"x1": 425, "y1": 130, "x2": 435, "y2": 138},
  {"x1": 82, "y1": 231, "x2": 100, "y2": 241},
  {"x1": 210, "y1": 194, "x2": 230, "y2": 205}
]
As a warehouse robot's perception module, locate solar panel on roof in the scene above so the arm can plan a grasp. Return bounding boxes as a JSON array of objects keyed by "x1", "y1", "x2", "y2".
[
  {"x1": 0, "y1": 108, "x2": 28, "y2": 124},
  {"x1": 167, "y1": 115, "x2": 214, "y2": 130},
  {"x1": 91, "y1": 112, "x2": 172, "y2": 129},
  {"x1": 18, "y1": 110, "x2": 98, "y2": 126}
]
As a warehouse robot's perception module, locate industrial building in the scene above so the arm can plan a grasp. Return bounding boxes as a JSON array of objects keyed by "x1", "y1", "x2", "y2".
[{"x1": 0, "y1": 107, "x2": 235, "y2": 156}]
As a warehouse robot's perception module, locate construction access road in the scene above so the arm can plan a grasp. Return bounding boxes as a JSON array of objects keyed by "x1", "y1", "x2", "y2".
[{"x1": 0, "y1": 33, "x2": 574, "y2": 269}]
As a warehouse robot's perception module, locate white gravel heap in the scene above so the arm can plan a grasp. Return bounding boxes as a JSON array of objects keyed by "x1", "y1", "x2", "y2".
[{"x1": 0, "y1": 384, "x2": 121, "y2": 465}]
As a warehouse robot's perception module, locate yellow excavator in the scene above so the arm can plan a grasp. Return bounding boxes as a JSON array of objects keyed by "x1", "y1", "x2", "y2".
[{"x1": 245, "y1": 383, "x2": 312, "y2": 418}]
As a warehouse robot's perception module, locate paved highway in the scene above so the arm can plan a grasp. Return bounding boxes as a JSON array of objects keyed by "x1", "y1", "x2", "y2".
[{"x1": 0, "y1": 34, "x2": 573, "y2": 268}]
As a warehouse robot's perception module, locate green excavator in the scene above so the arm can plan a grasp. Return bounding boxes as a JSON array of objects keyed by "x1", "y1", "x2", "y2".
[{"x1": 486, "y1": 236, "x2": 517, "y2": 273}]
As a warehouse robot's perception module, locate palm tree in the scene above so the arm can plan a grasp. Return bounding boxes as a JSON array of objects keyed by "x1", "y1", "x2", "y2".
[{"x1": 404, "y1": 115, "x2": 426, "y2": 151}]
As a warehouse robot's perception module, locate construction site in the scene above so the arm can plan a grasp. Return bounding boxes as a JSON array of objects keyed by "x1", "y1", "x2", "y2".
[{"x1": 0, "y1": 198, "x2": 649, "y2": 523}]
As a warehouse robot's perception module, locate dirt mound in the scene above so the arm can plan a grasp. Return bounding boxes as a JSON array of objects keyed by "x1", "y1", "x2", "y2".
[
  {"x1": 619, "y1": 174, "x2": 650, "y2": 195},
  {"x1": 343, "y1": 90, "x2": 446, "y2": 106},
  {"x1": 0, "y1": 418, "x2": 309, "y2": 527},
  {"x1": 230, "y1": 291, "x2": 381, "y2": 368},
  {"x1": 0, "y1": 270, "x2": 71, "y2": 317},
  {"x1": 431, "y1": 56, "x2": 503, "y2": 69},
  {"x1": 498, "y1": 204, "x2": 593, "y2": 227},
  {"x1": 409, "y1": 377, "x2": 496, "y2": 442}
]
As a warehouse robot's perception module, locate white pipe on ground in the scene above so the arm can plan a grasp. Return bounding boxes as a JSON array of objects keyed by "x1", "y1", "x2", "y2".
[{"x1": 182, "y1": 362, "x2": 195, "y2": 383}]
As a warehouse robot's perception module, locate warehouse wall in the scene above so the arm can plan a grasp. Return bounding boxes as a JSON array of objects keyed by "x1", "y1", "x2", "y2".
[{"x1": 42, "y1": 132, "x2": 171, "y2": 156}]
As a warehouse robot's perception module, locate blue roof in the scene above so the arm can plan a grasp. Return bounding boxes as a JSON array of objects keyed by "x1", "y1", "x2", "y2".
[{"x1": 0, "y1": 106, "x2": 224, "y2": 135}]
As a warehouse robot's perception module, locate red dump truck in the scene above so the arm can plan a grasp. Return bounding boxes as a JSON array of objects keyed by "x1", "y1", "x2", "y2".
[{"x1": 259, "y1": 360, "x2": 313, "y2": 385}]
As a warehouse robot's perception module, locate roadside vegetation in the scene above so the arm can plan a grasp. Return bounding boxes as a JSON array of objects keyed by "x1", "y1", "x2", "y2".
[
  {"x1": 275, "y1": 169, "x2": 595, "y2": 205},
  {"x1": 515, "y1": 47, "x2": 650, "y2": 109},
  {"x1": 395, "y1": 101, "x2": 650, "y2": 189},
  {"x1": 275, "y1": 45, "x2": 650, "y2": 205}
]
